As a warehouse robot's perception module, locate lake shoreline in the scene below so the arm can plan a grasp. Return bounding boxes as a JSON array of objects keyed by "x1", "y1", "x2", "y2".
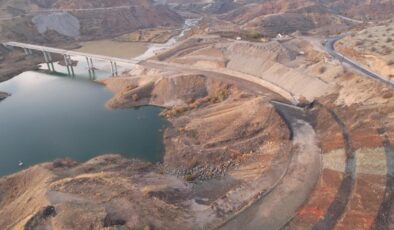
[{"x1": 0, "y1": 91, "x2": 9, "y2": 101}]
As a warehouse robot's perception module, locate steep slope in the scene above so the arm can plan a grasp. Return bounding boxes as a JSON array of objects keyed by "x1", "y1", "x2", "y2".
[{"x1": 0, "y1": 0, "x2": 182, "y2": 43}]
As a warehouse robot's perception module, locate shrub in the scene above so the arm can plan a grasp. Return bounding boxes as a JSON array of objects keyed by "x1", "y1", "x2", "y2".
[
  {"x1": 246, "y1": 30, "x2": 262, "y2": 40},
  {"x1": 319, "y1": 66, "x2": 327, "y2": 74},
  {"x1": 388, "y1": 60, "x2": 394, "y2": 65},
  {"x1": 355, "y1": 40, "x2": 364, "y2": 46},
  {"x1": 387, "y1": 37, "x2": 392, "y2": 43},
  {"x1": 383, "y1": 92, "x2": 393, "y2": 99}
]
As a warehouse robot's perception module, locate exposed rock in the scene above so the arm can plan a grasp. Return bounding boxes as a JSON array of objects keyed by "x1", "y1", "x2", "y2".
[
  {"x1": 0, "y1": 92, "x2": 9, "y2": 101},
  {"x1": 32, "y1": 12, "x2": 81, "y2": 38}
]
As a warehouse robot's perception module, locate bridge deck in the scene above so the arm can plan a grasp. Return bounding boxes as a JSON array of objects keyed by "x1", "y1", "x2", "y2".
[{"x1": 4, "y1": 41, "x2": 138, "y2": 64}]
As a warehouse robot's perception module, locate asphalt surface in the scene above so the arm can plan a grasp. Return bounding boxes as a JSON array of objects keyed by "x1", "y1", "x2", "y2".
[{"x1": 324, "y1": 36, "x2": 394, "y2": 87}]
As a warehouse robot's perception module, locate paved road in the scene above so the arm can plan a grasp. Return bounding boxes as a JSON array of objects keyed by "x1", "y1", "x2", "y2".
[
  {"x1": 144, "y1": 60, "x2": 299, "y2": 104},
  {"x1": 324, "y1": 36, "x2": 394, "y2": 87},
  {"x1": 220, "y1": 101, "x2": 321, "y2": 230}
]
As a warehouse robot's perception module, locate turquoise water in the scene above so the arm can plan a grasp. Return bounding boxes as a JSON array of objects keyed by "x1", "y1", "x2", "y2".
[{"x1": 0, "y1": 69, "x2": 167, "y2": 176}]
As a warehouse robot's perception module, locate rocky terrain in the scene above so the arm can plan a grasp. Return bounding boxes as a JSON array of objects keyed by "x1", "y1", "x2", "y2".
[
  {"x1": 0, "y1": 0, "x2": 394, "y2": 229},
  {"x1": 0, "y1": 0, "x2": 182, "y2": 43},
  {"x1": 114, "y1": 27, "x2": 180, "y2": 43},
  {"x1": 0, "y1": 69, "x2": 294, "y2": 229}
]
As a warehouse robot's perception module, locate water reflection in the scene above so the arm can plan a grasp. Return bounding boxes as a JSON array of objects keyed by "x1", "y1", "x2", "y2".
[{"x1": 0, "y1": 71, "x2": 167, "y2": 176}]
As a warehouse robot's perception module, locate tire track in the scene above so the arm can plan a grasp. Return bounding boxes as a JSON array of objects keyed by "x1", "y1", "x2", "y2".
[
  {"x1": 313, "y1": 106, "x2": 356, "y2": 230},
  {"x1": 372, "y1": 126, "x2": 394, "y2": 230}
]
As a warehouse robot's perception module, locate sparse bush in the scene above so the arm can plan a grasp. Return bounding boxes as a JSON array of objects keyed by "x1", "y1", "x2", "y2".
[
  {"x1": 184, "y1": 174, "x2": 197, "y2": 182},
  {"x1": 371, "y1": 47, "x2": 377, "y2": 52},
  {"x1": 388, "y1": 60, "x2": 394, "y2": 65},
  {"x1": 355, "y1": 40, "x2": 364, "y2": 46},
  {"x1": 368, "y1": 34, "x2": 373, "y2": 38},
  {"x1": 319, "y1": 66, "x2": 327, "y2": 74},
  {"x1": 246, "y1": 30, "x2": 262, "y2": 40},
  {"x1": 384, "y1": 48, "x2": 393, "y2": 55},
  {"x1": 383, "y1": 92, "x2": 393, "y2": 99},
  {"x1": 387, "y1": 37, "x2": 392, "y2": 43}
]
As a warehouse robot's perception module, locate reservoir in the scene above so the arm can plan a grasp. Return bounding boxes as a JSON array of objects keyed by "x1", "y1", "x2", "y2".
[
  {"x1": 75, "y1": 40, "x2": 149, "y2": 59},
  {"x1": 0, "y1": 68, "x2": 168, "y2": 176}
]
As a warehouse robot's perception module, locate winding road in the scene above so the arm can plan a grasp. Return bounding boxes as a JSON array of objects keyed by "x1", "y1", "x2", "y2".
[{"x1": 324, "y1": 36, "x2": 394, "y2": 87}]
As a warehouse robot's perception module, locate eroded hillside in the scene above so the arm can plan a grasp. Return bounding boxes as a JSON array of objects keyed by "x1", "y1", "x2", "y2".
[
  {"x1": 0, "y1": 0, "x2": 182, "y2": 43},
  {"x1": 0, "y1": 0, "x2": 394, "y2": 229}
]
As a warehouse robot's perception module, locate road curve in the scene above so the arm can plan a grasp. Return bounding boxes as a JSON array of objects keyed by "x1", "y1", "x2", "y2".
[
  {"x1": 324, "y1": 36, "x2": 394, "y2": 87},
  {"x1": 220, "y1": 101, "x2": 321, "y2": 230}
]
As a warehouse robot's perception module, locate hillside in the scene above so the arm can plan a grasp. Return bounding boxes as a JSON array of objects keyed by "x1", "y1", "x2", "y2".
[
  {"x1": 180, "y1": 0, "x2": 393, "y2": 37},
  {"x1": 0, "y1": 0, "x2": 182, "y2": 43}
]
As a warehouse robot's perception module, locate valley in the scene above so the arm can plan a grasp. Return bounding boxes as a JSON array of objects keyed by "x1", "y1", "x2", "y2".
[{"x1": 0, "y1": 0, "x2": 393, "y2": 229}]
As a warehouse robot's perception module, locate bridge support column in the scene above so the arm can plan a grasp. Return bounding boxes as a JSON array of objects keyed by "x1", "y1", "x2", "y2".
[
  {"x1": 64, "y1": 55, "x2": 71, "y2": 76},
  {"x1": 89, "y1": 58, "x2": 94, "y2": 70},
  {"x1": 114, "y1": 62, "x2": 118, "y2": 76},
  {"x1": 42, "y1": 51, "x2": 53, "y2": 72},
  {"x1": 109, "y1": 61, "x2": 119, "y2": 77},
  {"x1": 47, "y1": 52, "x2": 55, "y2": 72},
  {"x1": 64, "y1": 55, "x2": 74, "y2": 77},
  {"x1": 68, "y1": 56, "x2": 75, "y2": 77},
  {"x1": 110, "y1": 61, "x2": 114, "y2": 76},
  {"x1": 24, "y1": 48, "x2": 29, "y2": 55},
  {"x1": 86, "y1": 57, "x2": 96, "y2": 79}
]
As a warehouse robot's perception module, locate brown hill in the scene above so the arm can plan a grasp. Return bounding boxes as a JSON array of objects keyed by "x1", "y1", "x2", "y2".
[{"x1": 0, "y1": 0, "x2": 182, "y2": 43}]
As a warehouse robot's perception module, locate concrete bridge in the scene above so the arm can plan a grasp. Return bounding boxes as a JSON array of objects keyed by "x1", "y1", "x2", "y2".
[{"x1": 2, "y1": 41, "x2": 138, "y2": 77}]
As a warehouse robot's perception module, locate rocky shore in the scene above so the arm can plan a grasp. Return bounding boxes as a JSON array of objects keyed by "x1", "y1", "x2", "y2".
[{"x1": 0, "y1": 92, "x2": 9, "y2": 101}]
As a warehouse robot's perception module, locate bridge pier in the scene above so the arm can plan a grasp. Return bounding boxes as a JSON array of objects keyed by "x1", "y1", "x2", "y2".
[
  {"x1": 47, "y1": 52, "x2": 55, "y2": 72},
  {"x1": 63, "y1": 55, "x2": 75, "y2": 77},
  {"x1": 42, "y1": 51, "x2": 55, "y2": 72},
  {"x1": 114, "y1": 62, "x2": 118, "y2": 76},
  {"x1": 86, "y1": 57, "x2": 96, "y2": 79},
  {"x1": 24, "y1": 48, "x2": 33, "y2": 55},
  {"x1": 4, "y1": 41, "x2": 136, "y2": 78},
  {"x1": 109, "y1": 61, "x2": 118, "y2": 76}
]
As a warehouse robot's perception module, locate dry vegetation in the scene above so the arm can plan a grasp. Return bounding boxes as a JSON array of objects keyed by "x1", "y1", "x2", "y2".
[{"x1": 336, "y1": 21, "x2": 394, "y2": 79}]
